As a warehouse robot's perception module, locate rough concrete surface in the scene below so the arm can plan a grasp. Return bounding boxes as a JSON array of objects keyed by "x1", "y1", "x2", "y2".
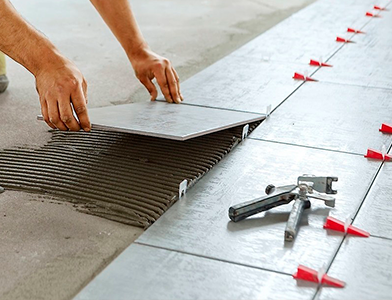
[{"x1": 0, "y1": 0, "x2": 314, "y2": 299}]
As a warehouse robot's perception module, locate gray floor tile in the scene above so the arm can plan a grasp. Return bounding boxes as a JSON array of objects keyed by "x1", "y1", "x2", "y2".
[
  {"x1": 172, "y1": 0, "x2": 382, "y2": 115},
  {"x1": 137, "y1": 139, "x2": 380, "y2": 274},
  {"x1": 75, "y1": 244, "x2": 317, "y2": 300},
  {"x1": 232, "y1": 0, "x2": 375, "y2": 64},
  {"x1": 315, "y1": 7, "x2": 392, "y2": 89},
  {"x1": 250, "y1": 82, "x2": 392, "y2": 154},
  {"x1": 87, "y1": 101, "x2": 263, "y2": 140},
  {"x1": 315, "y1": 45, "x2": 392, "y2": 90},
  {"x1": 352, "y1": 5, "x2": 392, "y2": 50},
  {"x1": 180, "y1": 56, "x2": 311, "y2": 113},
  {"x1": 354, "y1": 159, "x2": 392, "y2": 239},
  {"x1": 316, "y1": 237, "x2": 392, "y2": 300}
]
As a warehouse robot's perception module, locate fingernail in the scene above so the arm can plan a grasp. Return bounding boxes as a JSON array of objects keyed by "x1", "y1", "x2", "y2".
[
  {"x1": 84, "y1": 127, "x2": 91, "y2": 132},
  {"x1": 176, "y1": 97, "x2": 181, "y2": 103},
  {"x1": 180, "y1": 94, "x2": 184, "y2": 101}
]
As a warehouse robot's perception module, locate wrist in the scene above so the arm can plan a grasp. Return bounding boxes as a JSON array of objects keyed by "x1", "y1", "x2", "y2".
[
  {"x1": 126, "y1": 40, "x2": 150, "y2": 63},
  {"x1": 28, "y1": 41, "x2": 68, "y2": 77}
]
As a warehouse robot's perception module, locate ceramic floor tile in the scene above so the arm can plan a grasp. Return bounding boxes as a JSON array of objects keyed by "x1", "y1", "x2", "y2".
[
  {"x1": 352, "y1": 3, "x2": 392, "y2": 50},
  {"x1": 250, "y1": 82, "x2": 392, "y2": 154},
  {"x1": 86, "y1": 101, "x2": 264, "y2": 140},
  {"x1": 232, "y1": 0, "x2": 377, "y2": 64},
  {"x1": 316, "y1": 237, "x2": 392, "y2": 300},
  {"x1": 354, "y1": 159, "x2": 392, "y2": 239},
  {"x1": 315, "y1": 7, "x2": 392, "y2": 89},
  {"x1": 314, "y1": 46, "x2": 392, "y2": 90},
  {"x1": 75, "y1": 244, "x2": 317, "y2": 300},
  {"x1": 137, "y1": 139, "x2": 380, "y2": 275},
  {"x1": 179, "y1": 57, "x2": 311, "y2": 114}
]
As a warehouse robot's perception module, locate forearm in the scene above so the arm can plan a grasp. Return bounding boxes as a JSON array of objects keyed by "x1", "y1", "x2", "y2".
[
  {"x1": 90, "y1": 0, "x2": 182, "y2": 103},
  {"x1": 89, "y1": 0, "x2": 148, "y2": 59},
  {"x1": 0, "y1": 0, "x2": 64, "y2": 75}
]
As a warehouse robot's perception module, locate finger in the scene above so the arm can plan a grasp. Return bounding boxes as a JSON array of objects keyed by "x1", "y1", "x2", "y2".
[
  {"x1": 58, "y1": 95, "x2": 81, "y2": 131},
  {"x1": 71, "y1": 86, "x2": 91, "y2": 132},
  {"x1": 139, "y1": 76, "x2": 158, "y2": 101},
  {"x1": 154, "y1": 68, "x2": 173, "y2": 103},
  {"x1": 165, "y1": 68, "x2": 181, "y2": 104},
  {"x1": 40, "y1": 96, "x2": 56, "y2": 129},
  {"x1": 82, "y1": 78, "x2": 88, "y2": 104},
  {"x1": 171, "y1": 67, "x2": 183, "y2": 101},
  {"x1": 47, "y1": 98, "x2": 68, "y2": 131}
]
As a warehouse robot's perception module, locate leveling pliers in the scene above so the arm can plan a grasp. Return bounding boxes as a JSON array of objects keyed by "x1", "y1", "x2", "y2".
[{"x1": 228, "y1": 175, "x2": 338, "y2": 241}]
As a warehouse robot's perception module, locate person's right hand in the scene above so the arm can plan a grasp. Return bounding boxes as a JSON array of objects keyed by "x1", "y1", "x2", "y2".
[{"x1": 35, "y1": 58, "x2": 91, "y2": 132}]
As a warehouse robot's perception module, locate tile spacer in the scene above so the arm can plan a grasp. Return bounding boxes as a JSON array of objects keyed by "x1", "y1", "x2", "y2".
[
  {"x1": 323, "y1": 216, "x2": 370, "y2": 237},
  {"x1": 366, "y1": 11, "x2": 381, "y2": 17},
  {"x1": 347, "y1": 27, "x2": 365, "y2": 34},
  {"x1": 293, "y1": 72, "x2": 318, "y2": 82},
  {"x1": 242, "y1": 124, "x2": 250, "y2": 140},
  {"x1": 293, "y1": 265, "x2": 345, "y2": 287},
  {"x1": 179, "y1": 179, "x2": 188, "y2": 199},
  {"x1": 364, "y1": 148, "x2": 391, "y2": 161},
  {"x1": 336, "y1": 36, "x2": 355, "y2": 43},
  {"x1": 374, "y1": 5, "x2": 387, "y2": 10},
  {"x1": 266, "y1": 104, "x2": 272, "y2": 117},
  {"x1": 379, "y1": 123, "x2": 392, "y2": 134},
  {"x1": 309, "y1": 59, "x2": 332, "y2": 67}
]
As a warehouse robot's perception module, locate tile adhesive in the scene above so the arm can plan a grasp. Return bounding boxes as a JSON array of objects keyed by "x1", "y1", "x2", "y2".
[{"x1": 0, "y1": 123, "x2": 259, "y2": 228}]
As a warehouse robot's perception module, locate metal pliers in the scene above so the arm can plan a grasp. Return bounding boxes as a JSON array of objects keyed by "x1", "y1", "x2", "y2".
[{"x1": 228, "y1": 175, "x2": 338, "y2": 242}]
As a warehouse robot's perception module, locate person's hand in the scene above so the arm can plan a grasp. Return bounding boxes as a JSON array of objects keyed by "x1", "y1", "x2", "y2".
[
  {"x1": 129, "y1": 47, "x2": 183, "y2": 104},
  {"x1": 35, "y1": 58, "x2": 91, "y2": 131}
]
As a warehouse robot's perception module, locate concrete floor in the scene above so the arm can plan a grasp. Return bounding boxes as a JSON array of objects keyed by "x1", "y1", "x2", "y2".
[{"x1": 0, "y1": 0, "x2": 314, "y2": 299}]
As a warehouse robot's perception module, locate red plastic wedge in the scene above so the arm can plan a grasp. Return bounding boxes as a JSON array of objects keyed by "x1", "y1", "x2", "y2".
[
  {"x1": 293, "y1": 72, "x2": 318, "y2": 82},
  {"x1": 324, "y1": 216, "x2": 370, "y2": 237},
  {"x1": 336, "y1": 36, "x2": 354, "y2": 43},
  {"x1": 293, "y1": 72, "x2": 305, "y2": 80},
  {"x1": 347, "y1": 27, "x2": 365, "y2": 34},
  {"x1": 379, "y1": 123, "x2": 392, "y2": 134},
  {"x1": 364, "y1": 148, "x2": 384, "y2": 160},
  {"x1": 374, "y1": 5, "x2": 387, "y2": 10},
  {"x1": 293, "y1": 265, "x2": 345, "y2": 288},
  {"x1": 309, "y1": 59, "x2": 333, "y2": 67},
  {"x1": 385, "y1": 154, "x2": 392, "y2": 161},
  {"x1": 366, "y1": 12, "x2": 381, "y2": 17},
  {"x1": 305, "y1": 76, "x2": 317, "y2": 82}
]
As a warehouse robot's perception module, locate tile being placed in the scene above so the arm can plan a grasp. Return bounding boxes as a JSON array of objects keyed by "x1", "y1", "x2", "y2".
[
  {"x1": 85, "y1": 101, "x2": 264, "y2": 140},
  {"x1": 316, "y1": 237, "x2": 392, "y2": 300},
  {"x1": 250, "y1": 82, "x2": 392, "y2": 155},
  {"x1": 354, "y1": 158, "x2": 392, "y2": 239},
  {"x1": 137, "y1": 139, "x2": 380, "y2": 275},
  {"x1": 232, "y1": 0, "x2": 375, "y2": 64},
  {"x1": 75, "y1": 244, "x2": 317, "y2": 300},
  {"x1": 179, "y1": 56, "x2": 312, "y2": 114}
]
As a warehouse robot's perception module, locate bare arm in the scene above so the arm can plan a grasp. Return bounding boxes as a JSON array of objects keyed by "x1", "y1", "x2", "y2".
[
  {"x1": 0, "y1": 0, "x2": 90, "y2": 131},
  {"x1": 90, "y1": 0, "x2": 182, "y2": 103}
]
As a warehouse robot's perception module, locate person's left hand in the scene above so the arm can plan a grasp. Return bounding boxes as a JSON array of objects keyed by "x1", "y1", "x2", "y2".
[{"x1": 128, "y1": 47, "x2": 183, "y2": 104}]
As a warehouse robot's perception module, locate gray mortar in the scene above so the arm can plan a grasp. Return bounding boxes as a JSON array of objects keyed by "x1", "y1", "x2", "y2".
[{"x1": 0, "y1": 123, "x2": 259, "y2": 228}]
